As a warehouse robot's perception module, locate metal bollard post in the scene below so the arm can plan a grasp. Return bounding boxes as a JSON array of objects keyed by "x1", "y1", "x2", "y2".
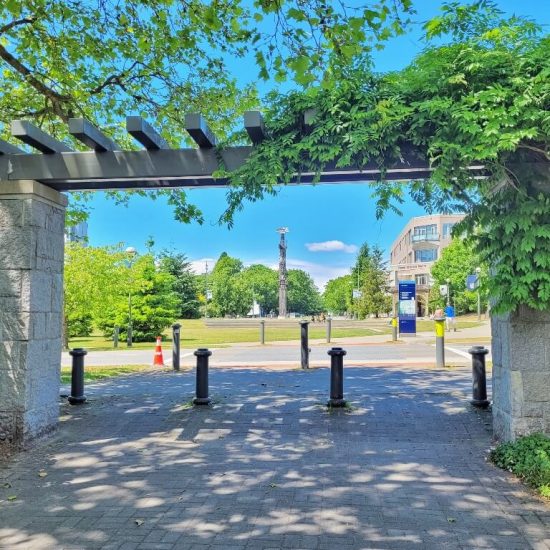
[
  {"x1": 172, "y1": 323, "x2": 181, "y2": 371},
  {"x1": 469, "y1": 346, "x2": 490, "y2": 408},
  {"x1": 391, "y1": 316, "x2": 398, "y2": 342},
  {"x1": 328, "y1": 347, "x2": 347, "y2": 407},
  {"x1": 193, "y1": 348, "x2": 212, "y2": 405},
  {"x1": 260, "y1": 320, "x2": 265, "y2": 345},
  {"x1": 434, "y1": 316, "x2": 446, "y2": 368},
  {"x1": 113, "y1": 326, "x2": 119, "y2": 348},
  {"x1": 300, "y1": 321, "x2": 309, "y2": 369},
  {"x1": 68, "y1": 348, "x2": 87, "y2": 405},
  {"x1": 326, "y1": 317, "x2": 332, "y2": 343}
]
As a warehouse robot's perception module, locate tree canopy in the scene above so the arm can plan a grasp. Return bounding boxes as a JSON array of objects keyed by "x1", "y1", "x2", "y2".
[
  {"x1": 221, "y1": 3, "x2": 549, "y2": 313},
  {"x1": 0, "y1": 0, "x2": 413, "y2": 222},
  {"x1": 429, "y1": 237, "x2": 487, "y2": 314},
  {"x1": 323, "y1": 275, "x2": 353, "y2": 316}
]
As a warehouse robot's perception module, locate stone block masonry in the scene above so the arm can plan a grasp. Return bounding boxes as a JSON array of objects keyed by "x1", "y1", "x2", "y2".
[
  {"x1": 492, "y1": 305, "x2": 550, "y2": 441},
  {"x1": 0, "y1": 180, "x2": 67, "y2": 446}
]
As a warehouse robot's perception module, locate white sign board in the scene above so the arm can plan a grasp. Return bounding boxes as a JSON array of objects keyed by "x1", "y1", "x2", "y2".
[{"x1": 439, "y1": 284, "x2": 448, "y2": 297}]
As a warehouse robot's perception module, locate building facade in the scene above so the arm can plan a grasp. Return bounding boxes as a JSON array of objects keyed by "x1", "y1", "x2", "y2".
[
  {"x1": 65, "y1": 221, "x2": 88, "y2": 244},
  {"x1": 388, "y1": 214, "x2": 465, "y2": 317}
]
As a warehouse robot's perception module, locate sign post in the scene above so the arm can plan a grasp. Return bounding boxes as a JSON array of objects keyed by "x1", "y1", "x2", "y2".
[{"x1": 398, "y1": 280, "x2": 416, "y2": 336}]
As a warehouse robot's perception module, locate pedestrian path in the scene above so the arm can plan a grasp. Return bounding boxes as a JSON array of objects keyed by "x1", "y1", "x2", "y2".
[{"x1": 1, "y1": 365, "x2": 547, "y2": 549}]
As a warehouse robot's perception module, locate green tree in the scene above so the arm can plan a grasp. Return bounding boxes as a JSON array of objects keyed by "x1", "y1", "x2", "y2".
[
  {"x1": 209, "y1": 252, "x2": 249, "y2": 317},
  {"x1": 96, "y1": 253, "x2": 180, "y2": 341},
  {"x1": 351, "y1": 244, "x2": 391, "y2": 319},
  {"x1": 429, "y1": 238, "x2": 487, "y2": 314},
  {"x1": 287, "y1": 269, "x2": 322, "y2": 315},
  {"x1": 239, "y1": 264, "x2": 279, "y2": 315},
  {"x1": 0, "y1": 0, "x2": 413, "y2": 223},
  {"x1": 225, "y1": 5, "x2": 549, "y2": 314},
  {"x1": 323, "y1": 275, "x2": 353, "y2": 316},
  {"x1": 158, "y1": 250, "x2": 200, "y2": 319},
  {"x1": 64, "y1": 243, "x2": 129, "y2": 343}
]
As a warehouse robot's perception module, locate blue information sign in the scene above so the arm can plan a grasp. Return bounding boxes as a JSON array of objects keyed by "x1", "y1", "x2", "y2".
[
  {"x1": 466, "y1": 274, "x2": 478, "y2": 290},
  {"x1": 398, "y1": 280, "x2": 416, "y2": 335}
]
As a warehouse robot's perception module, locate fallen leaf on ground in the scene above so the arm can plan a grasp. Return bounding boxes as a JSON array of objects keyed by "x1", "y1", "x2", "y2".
[
  {"x1": 135, "y1": 519, "x2": 144, "y2": 526},
  {"x1": 38, "y1": 470, "x2": 48, "y2": 478},
  {"x1": 447, "y1": 517, "x2": 456, "y2": 523},
  {"x1": 269, "y1": 483, "x2": 277, "y2": 488},
  {"x1": 7, "y1": 495, "x2": 17, "y2": 501}
]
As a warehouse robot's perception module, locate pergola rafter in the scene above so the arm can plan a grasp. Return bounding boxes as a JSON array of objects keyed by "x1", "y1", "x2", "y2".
[{"x1": 0, "y1": 111, "x2": 488, "y2": 192}]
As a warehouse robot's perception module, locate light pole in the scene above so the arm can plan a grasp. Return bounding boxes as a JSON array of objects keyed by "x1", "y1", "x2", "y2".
[
  {"x1": 445, "y1": 277, "x2": 451, "y2": 307},
  {"x1": 475, "y1": 267, "x2": 482, "y2": 321},
  {"x1": 125, "y1": 246, "x2": 137, "y2": 347}
]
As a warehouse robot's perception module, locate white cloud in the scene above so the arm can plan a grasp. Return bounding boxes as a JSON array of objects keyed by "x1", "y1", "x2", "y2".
[{"x1": 305, "y1": 240, "x2": 358, "y2": 253}]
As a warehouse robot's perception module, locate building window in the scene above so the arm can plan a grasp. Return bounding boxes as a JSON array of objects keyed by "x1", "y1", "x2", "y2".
[
  {"x1": 443, "y1": 223, "x2": 455, "y2": 237},
  {"x1": 415, "y1": 274, "x2": 428, "y2": 286},
  {"x1": 413, "y1": 224, "x2": 437, "y2": 237},
  {"x1": 412, "y1": 224, "x2": 438, "y2": 242},
  {"x1": 414, "y1": 248, "x2": 438, "y2": 262}
]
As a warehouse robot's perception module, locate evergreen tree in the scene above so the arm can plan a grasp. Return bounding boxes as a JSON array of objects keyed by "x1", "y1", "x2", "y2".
[{"x1": 158, "y1": 250, "x2": 200, "y2": 319}]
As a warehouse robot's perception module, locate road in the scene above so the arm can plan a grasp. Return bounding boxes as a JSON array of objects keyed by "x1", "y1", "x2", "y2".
[{"x1": 61, "y1": 339, "x2": 490, "y2": 368}]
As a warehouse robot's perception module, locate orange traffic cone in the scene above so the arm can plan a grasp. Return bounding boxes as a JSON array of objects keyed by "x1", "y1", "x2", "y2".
[{"x1": 153, "y1": 336, "x2": 165, "y2": 366}]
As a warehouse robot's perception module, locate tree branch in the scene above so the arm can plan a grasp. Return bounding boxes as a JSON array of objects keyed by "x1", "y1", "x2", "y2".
[
  {"x1": 0, "y1": 17, "x2": 36, "y2": 35},
  {"x1": 518, "y1": 143, "x2": 549, "y2": 160},
  {"x1": 0, "y1": 43, "x2": 72, "y2": 121}
]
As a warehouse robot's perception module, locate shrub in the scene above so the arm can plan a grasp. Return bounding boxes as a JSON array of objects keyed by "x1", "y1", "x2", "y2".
[{"x1": 490, "y1": 434, "x2": 550, "y2": 497}]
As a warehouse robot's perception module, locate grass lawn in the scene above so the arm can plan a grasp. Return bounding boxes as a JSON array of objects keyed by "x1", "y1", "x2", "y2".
[
  {"x1": 60, "y1": 364, "x2": 157, "y2": 384},
  {"x1": 69, "y1": 318, "x2": 484, "y2": 351},
  {"x1": 69, "y1": 319, "x2": 389, "y2": 350}
]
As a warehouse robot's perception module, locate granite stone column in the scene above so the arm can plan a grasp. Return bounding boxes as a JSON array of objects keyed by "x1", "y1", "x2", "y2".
[
  {"x1": 0, "y1": 180, "x2": 67, "y2": 447},
  {"x1": 492, "y1": 306, "x2": 550, "y2": 441}
]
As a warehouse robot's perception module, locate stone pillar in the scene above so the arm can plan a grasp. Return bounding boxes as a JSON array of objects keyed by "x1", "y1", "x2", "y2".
[
  {"x1": 0, "y1": 180, "x2": 67, "y2": 447},
  {"x1": 492, "y1": 306, "x2": 550, "y2": 441}
]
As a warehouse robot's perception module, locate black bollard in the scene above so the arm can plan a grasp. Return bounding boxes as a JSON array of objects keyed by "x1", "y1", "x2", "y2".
[
  {"x1": 172, "y1": 323, "x2": 181, "y2": 371},
  {"x1": 68, "y1": 348, "x2": 87, "y2": 405},
  {"x1": 328, "y1": 347, "x2": 347, "y2": 407},
  {"x1": 469, "y1": 346, "x2": 490, "y2": 408},
  {"x1": 113, "y1": 326, "x2": 119, "y2": 348},
  {"x1": 300, "y1": 321, "x2": 309, "y2": 369},
  {"x1": 193, "y1": 348, "x2": 212, "y2": 405}
]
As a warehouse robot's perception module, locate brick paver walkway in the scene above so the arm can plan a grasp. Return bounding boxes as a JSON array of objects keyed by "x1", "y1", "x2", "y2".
[{"x1": 1, "y1": 366, "x2": 548, "y2": 549}]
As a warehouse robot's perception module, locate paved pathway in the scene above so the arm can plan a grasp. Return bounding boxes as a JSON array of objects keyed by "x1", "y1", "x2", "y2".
[{"x1": 1, "y1": 365, "x2": 548, "y2": 550}]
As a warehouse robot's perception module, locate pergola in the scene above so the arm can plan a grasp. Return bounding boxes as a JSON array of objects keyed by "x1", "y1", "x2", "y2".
[
  {"x1": 0, "y1": 113, "x2": 546, "y2": 446},
  {"x1": 0, "y1": 112, "x2": 466, "y2": 190}
]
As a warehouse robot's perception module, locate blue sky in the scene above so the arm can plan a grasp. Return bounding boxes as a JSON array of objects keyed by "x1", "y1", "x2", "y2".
[{"x1": 86, "y1": 0, "x2": 548, "y2": 289}]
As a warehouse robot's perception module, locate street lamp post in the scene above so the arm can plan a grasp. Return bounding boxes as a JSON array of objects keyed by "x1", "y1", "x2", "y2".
[
  {"x1": 125, "y1": 246, "x2": 137, "y2": 347},
  {"x1": 445, "y1": 277, "x2": 451, "y2": 307},
  {"x1": 475, "y1": 267, "x2": 482, "y2": 321}
]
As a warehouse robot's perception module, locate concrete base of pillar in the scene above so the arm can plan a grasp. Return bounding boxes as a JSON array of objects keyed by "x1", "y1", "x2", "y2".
[
  {"x1": 0, "y1": 180, "x2": 67, "y2": 448},
  {"x1": 492, "y1": 306, "x2": 550, "y2": 441}
]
